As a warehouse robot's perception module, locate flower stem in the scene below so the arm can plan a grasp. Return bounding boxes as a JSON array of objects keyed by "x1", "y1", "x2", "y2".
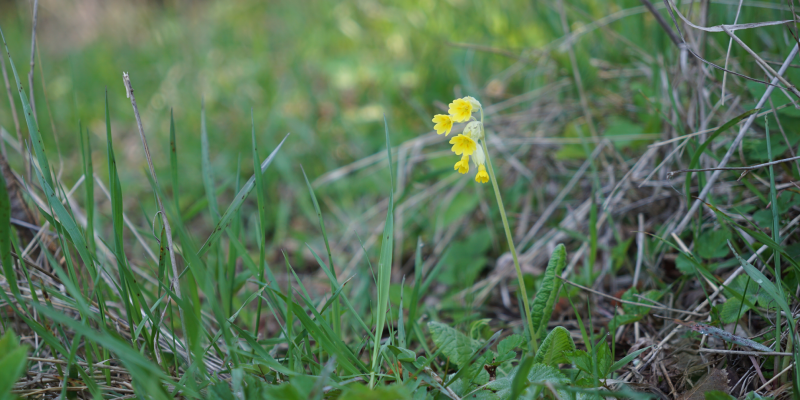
[{"x1": 479, "y1": 108, "x2": 539, "y2": 354}]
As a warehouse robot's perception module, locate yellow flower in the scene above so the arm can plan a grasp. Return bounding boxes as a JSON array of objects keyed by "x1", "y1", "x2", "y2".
[
  {"x1": 449, "y1": 134, "x2": 477, "y2": 156},
  {"x1": 475, "y1": 164, "x2": 489, "y2": 183},
  {"x1": 454, "y1": 155, "x2": 470, "y2": 174},
  {"x1": 432, "y1": 114, "x2": 453, "y2": 135},
  {"x1": 448, "y1": 98, "x2": 473, "y2": 122}
]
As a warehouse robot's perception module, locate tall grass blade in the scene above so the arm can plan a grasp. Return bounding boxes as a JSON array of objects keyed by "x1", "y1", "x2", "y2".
[
  {"x1": 302, "y1": 165, "x2": 342, "y2": 340},
  {"x1": 0, "y1": 27, "x2": 52, "y2": 189},
  {"x1": 196, "y1": 133, "x2": 289, "y2": 256},
  {"x1": 369, "y1": 116, "x2": 394, "y2": 388}
]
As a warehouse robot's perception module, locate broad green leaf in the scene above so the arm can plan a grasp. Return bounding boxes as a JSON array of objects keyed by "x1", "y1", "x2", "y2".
[
  {"x1": 428, "y1": 321, "x2": 490, "y2": 384},
  {"x1": 565, "y1": 344, "x2": 613, "y2": 380},
  {"x1": 428, "y1": 321, "x2": 482, "y2": 366},
  {"x1": 533, "y1": 326, "x2": 575, "y2": 366},
  {"x1": 530, "y1": 244, "x2": 566, "y2": 341},
  {"x1": 387, "y1": 345, "x2": 416, "y2": 362}
]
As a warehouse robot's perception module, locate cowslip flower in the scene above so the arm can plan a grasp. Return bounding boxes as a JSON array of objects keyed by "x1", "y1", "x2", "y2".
[
  {"x1": 454, "y1": 155, "x2": 469, "y2": 174},
  {"x1": 475, "y1": 165, "x2": 489, "y2": 183},
  {"x1": 436, "y1": 95, "x2": 490, "y2": 183},
  {"x1": 432, "y1": 114, "x2": 453, "y2": 135},
  {"x1": 449, "y1": 134, "x2": 476, "y2": 156},
  {"x1": 448, "y1": 98, "x2": 473, "y2": 122},
  {"x1": 472, "y1": 145, "x2": 489, "y2": 183}
]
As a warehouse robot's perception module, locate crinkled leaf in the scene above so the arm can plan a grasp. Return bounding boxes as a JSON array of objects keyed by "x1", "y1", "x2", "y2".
[
  {"x1": 428, "y1": 321, "x2": 483, "y2": 366},
  {"x1": 530, "y1": 244, "x2": 566, "y2": 341},
  {"x1": 533, "y1": 326, "x2": 575, "y2": 366}
]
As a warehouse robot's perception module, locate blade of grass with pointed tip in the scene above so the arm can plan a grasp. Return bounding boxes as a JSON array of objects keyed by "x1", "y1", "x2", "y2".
[
  {"x1": 765, "y1": 117, "x2": 784, "y2": 362},
  {"x1": 78, "y1": 122, "x2": 94, "y2": 253},
  {"x1": 0, "y1": 27, "x2": 52, "y2": 189},
  {"x1": 0, "y1": 166, "x2": 18, "y2": 300},
  {"x1": 169, "y1": 109, "x2": 180, "y2": 218},
  {"x1": 251, "y1": 111, "x2": 273, "y2": 340},
  {"x1": 196, "y1": 133, "x2": 288, "y2": 256},
  {"x1": 369, "y1": 116, "x2": 395, "y2": 388},
  {"x1": 683, "y1": 108, "x2": 759, "y2": 205},
  {"x1": 201, "y1": 100, "x2": 220, "y2": 222},
  {"x1": 302, "y1": 165, "x2": 342, "y2": 340},
  {"x1": 306, "y1": 244, "x2": 374, "y2": 340},
  {"x1": 407, "y1": 237, "x2": 423, "y2": 346}
]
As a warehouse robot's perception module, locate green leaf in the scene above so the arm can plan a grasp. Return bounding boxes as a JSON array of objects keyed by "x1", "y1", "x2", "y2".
[
  {"x1": 339, "y1": 384, "x2": 411, "y2": 400},
  {"x1": 428, "y1": 321, "x2": 482, "y2": 366},
  {"x1": 0, "y1": 331, "x2": 28, "y2": 399},
  {"x1": 530, "y1": 244, "x2": 567, "y2": 342},
  {"x1": 508, "y1": 356, "x2": 534, "y2": 400},
  {"x1": 704, "y1": 390, "x2": 735, "y2": 400},
  {"x1": 696, "y1": 229, "x2": 731, "y2": 259},
  {"x1": 495, "y1": 334, "x2": 523, "y2": 364},
  {"x1": 565, "y1": 343, "x2": 613, "y2": 380},
  {"x1": 728, "y1": 242, "x2": 792, "y2": 322},
  {"x1": 533, "y1": 326, "x2": 575, "y2": 366},
  {"x1": 387, "y1": 345, "x2": 416, "y2": 362}
]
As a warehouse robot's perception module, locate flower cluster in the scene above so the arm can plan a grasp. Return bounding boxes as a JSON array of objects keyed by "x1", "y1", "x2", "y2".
[{"x1": 431, "y1": 96, "x2": 489, "y2": 183}]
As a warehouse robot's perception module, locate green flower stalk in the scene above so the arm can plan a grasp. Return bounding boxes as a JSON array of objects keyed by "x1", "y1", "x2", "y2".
[{"x1": 431, "y1": 96, "x2": 538, "y2": 352}]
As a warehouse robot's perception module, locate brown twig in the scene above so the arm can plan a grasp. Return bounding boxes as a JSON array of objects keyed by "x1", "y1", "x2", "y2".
[
  {"x1": 558, "y1": 276, "x2": 707, "y2": 316},
  {"x1": 639, "y1": 0, "x2": 681, "y2": 46},
  {"x1": 666, "y1": 155, "x2": 800, "y2": 178},
  {"x1": 698, "y1": 349, "x2": 792, "y2": 356}
]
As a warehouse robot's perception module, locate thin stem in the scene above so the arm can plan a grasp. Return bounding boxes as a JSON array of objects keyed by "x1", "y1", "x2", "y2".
[{"x1": 479, "y1": 107, "x2": 538, "y2": 353}]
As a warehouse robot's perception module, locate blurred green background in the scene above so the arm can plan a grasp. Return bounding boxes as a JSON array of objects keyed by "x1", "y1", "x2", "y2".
[{"x1": 0, "y1": 0, "x2": 794, "y2": 273}]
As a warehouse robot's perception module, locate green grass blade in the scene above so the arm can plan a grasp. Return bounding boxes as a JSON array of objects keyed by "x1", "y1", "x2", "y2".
[
  {"x1": 169, "y1": 109, "x2": 180, "y2": 217},
  {"x1": 0, "y1": 164, "x2": 18, "y2": 299},
  {"x1": 196, "y1": 133, "x2": 289, "y2": 256},
  {"x1": 370, "y1": 116, "x2": 395, "y2": 388},
  {"x1": 78, "y1": 121, "x2": 94, "y2": 253},
  {"x1": 200, "y1": 99, "x2": 220, "y2": 222},
  {"x1": 301, "y1": 165, "x2": 342, "y2": 339},
  {"x1": 683, "y1": 109, "x2": 759, "y2": 207},
  {"x1": 0, "y1": 27, "x2": 53, "y2": 189},
  {"x1": 251, "y1": 110, "x2": 269, "y2": 339},
  {"x1": 406, "y1": 237, "x2": 423, "y2": 345}
]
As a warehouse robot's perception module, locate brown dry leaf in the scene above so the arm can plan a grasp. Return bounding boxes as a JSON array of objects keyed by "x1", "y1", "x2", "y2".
[{"x1": 677, "y1": 368, "x2": 730, "y2": 400}]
